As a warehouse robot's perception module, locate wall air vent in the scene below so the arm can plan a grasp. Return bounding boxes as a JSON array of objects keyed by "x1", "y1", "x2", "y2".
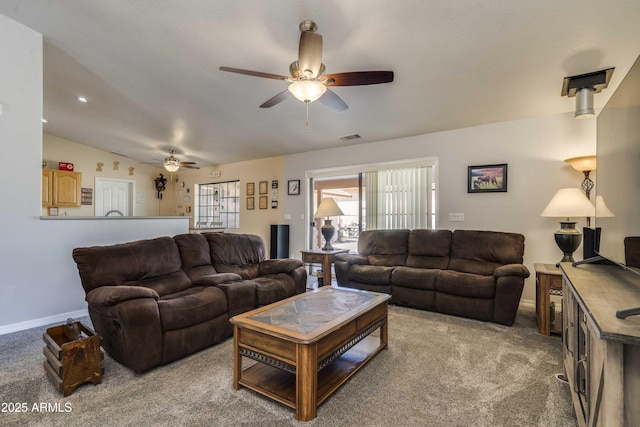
[{"x1": 339, "y1": 134, "x2": 361, "y2": 141}]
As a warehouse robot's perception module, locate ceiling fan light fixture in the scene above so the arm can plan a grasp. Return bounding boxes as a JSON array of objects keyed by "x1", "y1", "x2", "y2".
[
  {"x1": 163, "y1": 155, "x2": 180, "y2": 172},
  {"x1": 288, "y1": 80, "x2": 326, "y2": 103}
]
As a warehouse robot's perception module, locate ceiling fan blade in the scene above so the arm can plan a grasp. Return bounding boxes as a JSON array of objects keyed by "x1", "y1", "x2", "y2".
[
  {"x1": 179, "y1": 161, "x2": 196, "y2": 165},
  {"x1": 260, "y1": 90, "x2": 291, "y2": 108},
  {"x1": 219, "y1": 66, "x2": 289, "y2": 81},
  {"x1": 298, "y1": 31, "x2": 323, "y2": 78},
  {"x1": 319, "y1": 88, "x2": 348, "y2": 112},
  {"x1": 182, "y1": 165, "x2": 200, "y2": 169},
  {"x1": 323, "y1": 71, "x2": 394, "y2": 86}
]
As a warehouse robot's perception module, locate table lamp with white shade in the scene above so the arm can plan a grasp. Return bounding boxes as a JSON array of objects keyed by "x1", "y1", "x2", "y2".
[
  {"x1": 314, "y1": 198, "x2": 344, "y2": 250},
  {"x1": 541, "y1": 188, "x2": 595, "y2": 265}
]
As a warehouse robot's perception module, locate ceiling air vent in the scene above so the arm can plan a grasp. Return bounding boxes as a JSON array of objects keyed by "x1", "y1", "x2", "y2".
[{"x1": 339, "y1": 134, "x2": 361, "y2": 141}]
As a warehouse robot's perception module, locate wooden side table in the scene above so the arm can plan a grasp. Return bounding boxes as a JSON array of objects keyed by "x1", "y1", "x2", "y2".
[
  {"x1": 300, "y1": 248, "x2": 349, "y2": 286},
  {"x1": 534, "y1": 263, "x2": 563, "y2": 336}
]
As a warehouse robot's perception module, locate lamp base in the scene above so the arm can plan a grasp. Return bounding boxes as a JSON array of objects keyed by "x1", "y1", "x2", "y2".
[
  {"x1": 321, "y1": 219, "x2": 336, "y2": 251},
  {"x1": 554, "y1": 221, "x2": 582, "y2": 266}
]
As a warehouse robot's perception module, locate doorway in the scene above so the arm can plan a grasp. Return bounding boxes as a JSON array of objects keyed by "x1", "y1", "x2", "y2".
[{"x1": 95, "y1": 178, "x2": 134, "y2": 216}]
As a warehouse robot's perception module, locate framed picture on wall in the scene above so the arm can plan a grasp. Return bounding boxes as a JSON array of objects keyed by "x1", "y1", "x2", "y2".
[
  {"x1": 259, "y1": 196, "x2": 268, "y2": 209},
  {"x1": 246, "y1": 182, "x2": 255, "y2": 196},
  {"x1": 247, "y1": 197, "x2": 255, "y2": 210},
  {"x1": 259, "y1": 181, "x2": 268, "y2": 194},
  {"x1": 288, "y1": 179, "x2": 300, "y2": 195},
  {"x1": 468, "y1": 164, "x2": 508, "y2": 193}
]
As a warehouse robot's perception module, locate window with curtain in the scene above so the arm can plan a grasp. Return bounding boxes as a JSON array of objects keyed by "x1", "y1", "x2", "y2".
[{"x1": 365, "y1": 166, "x2": 432, "y2": 230}]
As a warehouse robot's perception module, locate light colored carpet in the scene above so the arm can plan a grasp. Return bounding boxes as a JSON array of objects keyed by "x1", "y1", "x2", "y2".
[{"x1": 0, "y1": 305, "x2": 576, "y2": 426}]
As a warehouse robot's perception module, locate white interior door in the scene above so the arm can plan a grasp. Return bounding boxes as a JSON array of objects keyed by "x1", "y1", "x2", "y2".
[{"x1": 95, "y1": 178, "x2": 134, "y2": 216}]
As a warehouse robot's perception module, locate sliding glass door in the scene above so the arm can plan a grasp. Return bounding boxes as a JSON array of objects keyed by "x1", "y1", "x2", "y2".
[{"x1": 307, "y1": 158, "x2": 437, "y2": 251}]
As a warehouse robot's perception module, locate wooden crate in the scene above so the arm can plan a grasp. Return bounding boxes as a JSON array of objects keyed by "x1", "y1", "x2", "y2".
[{"x1": 43, "y1": 319, "x2": 103, "y2": 397}]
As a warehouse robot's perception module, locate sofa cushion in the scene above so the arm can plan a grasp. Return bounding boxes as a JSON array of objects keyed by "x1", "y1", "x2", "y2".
[
  {"x1": 391, "y1": 266, "x2": 439, "y2": 290},
  {"x1": 448, "y1": 230, "x2": 525, "y2": 275},
  {"x1": 173, "y1": 233, "x2": 217, "y2": 281},
  {"x1": 253, "y1": 274, "x2": 297, "y2": 306},
  {"x1": 358, "y1": 229, "x2": 410, "y2": 266},
  {"x1": 349, "y1": 264, "x2": 395, "y2": 285},
  {"x1": 206, "y1": 233, "x2": 265, "y2": 279},
  {"x1": 157, "y1": 286, "x2": 227, "y2": 331},
  {"x1": 193, "y1": 273, "x2": 243, "y2": 286},
  {"x1": 405, "y1": 229, "x2": 452, "y2": 269},
  {"x1": 435, "y1": 270, "x2": 495, "y2": 299},
  {"x1": 73, "y1": 237, "x2": 190, "y2": 295}
]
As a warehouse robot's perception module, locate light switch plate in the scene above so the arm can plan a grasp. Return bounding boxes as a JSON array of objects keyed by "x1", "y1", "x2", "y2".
[{"x1": 449, "y1": 213, "x2": 465, "y2": 222}]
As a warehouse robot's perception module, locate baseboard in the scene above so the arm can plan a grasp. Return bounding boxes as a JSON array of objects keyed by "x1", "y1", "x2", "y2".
[
  {"x1": 519, "y1": 298, "x2": 535, "y2": 310},
  {"x1": 0, "y1": 308, "x2": 89, "y2": 336}
]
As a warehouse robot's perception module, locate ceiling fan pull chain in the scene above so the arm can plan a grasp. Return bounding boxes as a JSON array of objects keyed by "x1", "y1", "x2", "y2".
[{"x1": 306, "y1": 101, "x2": 310, "y2": 134}]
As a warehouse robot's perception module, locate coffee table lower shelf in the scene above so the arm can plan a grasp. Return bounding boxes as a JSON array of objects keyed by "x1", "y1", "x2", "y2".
[{"x1": 238, "y1": 334, "x2": 382, "y2": 410}]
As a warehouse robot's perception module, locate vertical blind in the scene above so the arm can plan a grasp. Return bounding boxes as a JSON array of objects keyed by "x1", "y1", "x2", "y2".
[{"x1": 365, "y1": 166, "x2": 432, "y2": 230}]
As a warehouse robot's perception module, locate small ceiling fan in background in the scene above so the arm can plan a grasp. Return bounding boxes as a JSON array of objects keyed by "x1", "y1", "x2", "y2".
[
  {"x1": 144, "y1": 149, "x2": 200, "y2": 172},
  {"x1": 220, "y1": 20, "x2": 394, "y2": 112}
]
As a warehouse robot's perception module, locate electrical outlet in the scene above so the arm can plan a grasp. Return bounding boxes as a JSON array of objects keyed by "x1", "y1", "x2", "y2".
[{"x1": 448, "y1": 213, "x2": 465, "y2": 222}]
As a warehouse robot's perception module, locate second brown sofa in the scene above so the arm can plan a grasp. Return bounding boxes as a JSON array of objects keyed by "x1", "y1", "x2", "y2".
[{"x1": 335, "y1": 229, "x2": 529, "y2": 326}]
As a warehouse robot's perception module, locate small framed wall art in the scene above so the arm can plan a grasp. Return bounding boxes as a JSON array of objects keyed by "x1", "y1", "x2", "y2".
[
  {"x1": 288, "y1": 179, "x2": 300, "y2": 195},
  {"x1": 259, "y1": 181, "x2": 268, "y2": 195},
  {"x1": 246, "y1": 182, "x2": 255, "y2": 196},
  {"x1": 468, "y1": 164, "x2": 508, "y2": 193},
  {"x1": 259, "y1": 196, "x2": 268, "y2": 209},
  {"x1": 247, "y1": 196, "x2": 255, "y2": 210}
]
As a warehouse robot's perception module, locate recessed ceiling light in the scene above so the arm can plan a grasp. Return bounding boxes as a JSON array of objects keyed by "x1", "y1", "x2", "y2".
[
  {"x1": 42, "y1": 118, "x2": 48, "y2": 123},
  {"x1": 76, "y1": 96, "x2": 88, "y2": 103}
]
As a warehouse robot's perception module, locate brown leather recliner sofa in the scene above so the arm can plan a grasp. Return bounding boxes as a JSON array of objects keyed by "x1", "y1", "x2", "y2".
[
  {"x1": 335, "y1": 229, "x2": 529, "y2": 326},
  {"x1": 72, "y1": 232, "x2": 307, "y2": 373}
]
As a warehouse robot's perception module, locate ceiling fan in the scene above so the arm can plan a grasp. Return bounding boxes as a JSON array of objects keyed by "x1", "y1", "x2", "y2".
[
  {"x1": 220, "y1": 20, "x2": 394, "y2": 112},
  {"x1": 159, "y1": 150, "x2": 200, "y2": 172}
]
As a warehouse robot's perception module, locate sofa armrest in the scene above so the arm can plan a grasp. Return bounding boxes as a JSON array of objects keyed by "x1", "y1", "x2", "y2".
[
  {"x1": 194, "y1": 273, "x2": 243, "y2": 286},
  {"x1": 85, "y1": 285, "x2": 159, "y2": 307},
  {"x1": 259, "y1": 258, "x2": 303, "y2": 275},
  {"x1": 335, "y1": 253, "x2": 369, "y2": 265},
  {"x1": 494, "y1": 264, "x2": 530, "y2": 279}
]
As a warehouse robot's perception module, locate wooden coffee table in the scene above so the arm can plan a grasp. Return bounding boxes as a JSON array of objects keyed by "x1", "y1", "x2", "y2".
[{"x1": 230, "y1": 287, "x2": 390, "y2": 421}]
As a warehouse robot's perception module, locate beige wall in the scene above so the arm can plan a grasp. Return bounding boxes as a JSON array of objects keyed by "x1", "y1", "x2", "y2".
[
  {"x1": 283, "y1": 113, "x2": 597, "y2": 304},
  {"x1": 42, "y1": 134, "x2": 167, "y2": 216},
  {"x1": 165, "y1": 156, "x2": 286, "y2": 243}
]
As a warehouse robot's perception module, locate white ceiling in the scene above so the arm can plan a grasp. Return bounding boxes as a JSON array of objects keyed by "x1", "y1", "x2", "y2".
[{"x1": 1, "y1": 1, "x2": 639, "y2": 168}]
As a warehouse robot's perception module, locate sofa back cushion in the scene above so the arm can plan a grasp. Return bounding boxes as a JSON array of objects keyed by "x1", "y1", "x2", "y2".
[
  {"x1": 405, "y1": 229, "x2": 452, "y2": 269},
  {"x1": 73, "y1": 237, "x2": 191, "y2": 296},
  {"x1": 358, "y1": 229, "x2": 410, "y2": 266},
  {"x1": 205, "y1": 233, "x2": 266, "y2": 279},
  {"x1": 173, "y1": 233, "x2": 217, "y2": 282},
  {"x1": 448, "y1": 230, "x2": 525, "y2": 275}
]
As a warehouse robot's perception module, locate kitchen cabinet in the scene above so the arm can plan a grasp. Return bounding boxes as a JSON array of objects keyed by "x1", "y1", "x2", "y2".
[{"x1": 42, "y1": 170, "x2": 82, "y2": 207}]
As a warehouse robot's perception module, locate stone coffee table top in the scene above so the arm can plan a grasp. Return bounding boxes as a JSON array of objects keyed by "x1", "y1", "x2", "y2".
[{"x1": 248, "y1": 287, "x2": 379, "y2": 334}]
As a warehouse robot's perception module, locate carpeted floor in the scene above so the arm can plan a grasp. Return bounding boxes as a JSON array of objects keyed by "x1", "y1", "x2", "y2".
[{"x1": 0, "y1": 305, "x2": 576, "y2": 426}]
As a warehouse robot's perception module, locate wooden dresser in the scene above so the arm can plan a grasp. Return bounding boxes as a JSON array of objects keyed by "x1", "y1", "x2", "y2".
[{"x1": 560, "y1": 263, "x2": 640, "y2": 427}]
